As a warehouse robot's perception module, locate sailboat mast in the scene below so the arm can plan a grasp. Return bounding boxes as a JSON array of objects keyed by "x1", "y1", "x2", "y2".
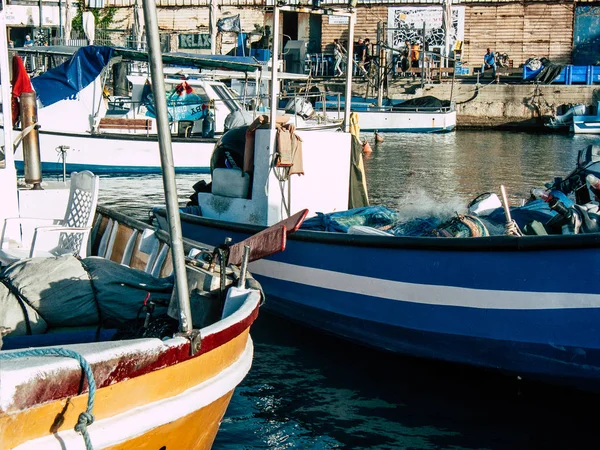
[
  {"x1": 343, "y1": 10, "x2": 356, "y2": 132},
  {"x1": 142, "y1": 0, "x2": 193, "y2": 333},
  {"x1": 269, "y1": 3, "x2": 280, "y2": 130}
]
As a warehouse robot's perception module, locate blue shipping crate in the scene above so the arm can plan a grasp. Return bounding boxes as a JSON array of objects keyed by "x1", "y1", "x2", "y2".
[
  {"x1": 523, "y1": 65, "x2": 567, "y2": 83},
  {"x1": 523, "y1": 65, "x2": 600, "y2": 85}
]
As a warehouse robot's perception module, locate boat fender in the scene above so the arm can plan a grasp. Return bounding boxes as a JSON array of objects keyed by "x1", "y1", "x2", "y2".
[
  {"x1": 202, "y1": 107, "x2": 215, "y2": 138},
  {"x1": 363, "y1": 140, "x2": 373, "y2": 154},
  {"x1": 467, "y1": 192, "x2": 502, "y2": 216},
  {"x1": 374, "y1": 131, "x2": 384, "y2": 143}
]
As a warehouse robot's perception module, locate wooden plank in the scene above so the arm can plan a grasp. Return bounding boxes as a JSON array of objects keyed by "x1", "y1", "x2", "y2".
[{"x1": 228, "y1": 209, "x2": 308, "y2": 266}]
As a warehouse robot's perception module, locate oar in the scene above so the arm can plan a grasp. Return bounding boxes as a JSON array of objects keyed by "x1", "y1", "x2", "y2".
[{"x1": 500, "y1": 185, "x2": 523, "y2": 236}]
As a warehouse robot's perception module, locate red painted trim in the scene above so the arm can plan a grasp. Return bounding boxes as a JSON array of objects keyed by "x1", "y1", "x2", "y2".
[
  {"x1": 198, "y1": 303, "x2": 260, "y2": 357},
  {"x1": 8, "y1": 303, "x2": 260, "y2": 412}
]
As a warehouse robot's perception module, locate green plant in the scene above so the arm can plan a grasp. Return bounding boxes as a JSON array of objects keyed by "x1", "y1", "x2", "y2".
[{"x1": 72, "y1": 6, "x2": 118, "y2": 33}]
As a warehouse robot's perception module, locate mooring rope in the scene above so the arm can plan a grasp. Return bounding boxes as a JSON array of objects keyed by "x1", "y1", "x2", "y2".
[{"x1": 0, "y1": 347, "x2": 96, "y2": 450}]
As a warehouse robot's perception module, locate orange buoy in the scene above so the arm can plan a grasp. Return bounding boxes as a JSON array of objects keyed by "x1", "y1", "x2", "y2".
[
  {"x1": 363, "y1": 140, "x2": 373, "y2": 154},
  {"x1": 374, "y1": 131, "x2": 384, "y2": 143}
]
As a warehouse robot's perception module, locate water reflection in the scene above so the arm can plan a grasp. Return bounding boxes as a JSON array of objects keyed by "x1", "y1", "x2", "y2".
[
  {"x1": 216, "y1": 311, "x2": 600, "y2": 450},
  {"x1": 364, "y1": 131, "x2": 597, "y2": 210}
]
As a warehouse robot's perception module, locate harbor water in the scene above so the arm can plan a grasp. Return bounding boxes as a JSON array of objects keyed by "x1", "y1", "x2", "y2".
[{"x1": 90, "y1": 130, "x2": 600, "y2": 449}]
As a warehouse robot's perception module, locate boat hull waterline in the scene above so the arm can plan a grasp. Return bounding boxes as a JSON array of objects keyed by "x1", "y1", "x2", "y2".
[{"x1": 167, "y1": 212, "x2": 600, "y2": 386}]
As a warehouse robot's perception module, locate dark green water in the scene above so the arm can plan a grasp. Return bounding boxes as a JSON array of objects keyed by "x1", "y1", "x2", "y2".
[{"x1": 93, "y1": 130, "x2": 600, "y2": 449}]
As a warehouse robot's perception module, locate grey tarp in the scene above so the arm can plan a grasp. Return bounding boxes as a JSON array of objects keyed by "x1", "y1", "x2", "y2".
[{"x1": 0, "y1": 255, "x2": 173, "y2": 337}]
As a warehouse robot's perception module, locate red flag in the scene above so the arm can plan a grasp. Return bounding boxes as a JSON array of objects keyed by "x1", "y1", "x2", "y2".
[{"x1": 11, "y1": 55, "x2": 34, "y2": 126}]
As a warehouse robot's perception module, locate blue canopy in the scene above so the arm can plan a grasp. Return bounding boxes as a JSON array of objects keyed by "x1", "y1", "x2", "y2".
[
  {"x1": 27, "y1": 45, "x2": 261, "y2": 107},
  {"x1": 31, "y1": 46, "x2": 114, "y2": 107}
]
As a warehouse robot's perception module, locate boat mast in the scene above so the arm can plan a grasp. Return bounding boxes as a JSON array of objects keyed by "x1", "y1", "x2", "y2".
[
  {"x1": 343, "y1": 9, "x2": 355, "y2": 132},
  {"x1": 268, "y1": 3, "x2": 280, "y2": 131},
  {"x1": 142, "y1": 0, "x2": 193, "y2": 333},
  {"x1": 209, "y1": 0, "x2": 218, "y2": 55}
]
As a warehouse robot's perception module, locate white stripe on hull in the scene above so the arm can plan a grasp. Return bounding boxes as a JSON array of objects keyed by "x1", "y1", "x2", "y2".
[{"x1": 249, "y1": 259, "x2": 600, "y2": 310}]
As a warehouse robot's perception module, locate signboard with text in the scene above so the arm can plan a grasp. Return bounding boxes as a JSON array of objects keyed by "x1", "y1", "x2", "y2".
[
  {"x1": 328, "y1": 15, "x2": 349, "y2": 25},
  {"x1": 178, "y1": 34, "x2": 212, "y2": 50}
]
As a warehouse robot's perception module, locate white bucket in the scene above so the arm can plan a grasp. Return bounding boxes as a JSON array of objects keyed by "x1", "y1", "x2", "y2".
[{"x1": 468, "y1": 193, "x2": 502, "y2": 216}]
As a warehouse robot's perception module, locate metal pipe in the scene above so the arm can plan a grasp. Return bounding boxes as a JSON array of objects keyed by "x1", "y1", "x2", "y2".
[
  {"x1": 343, "y1": 11, "x2": 355, "y2": 132},
  {"x1": 39, "y1": 0, "x2": 43, "y2": 36},
  {"x1": 376, "y1": 21, "x2": 383, "y2": 108},
  {"x1": 237, "y1": 245, "x2": 250, "y2": 288},
  {"x1": 59, "y1": 0, "x2": 63, "y2": 40},
  {"x1": 269, "y1": 4, "x2": 280, "y2": 130},
  {"x1": 142, "y1": 0, "x2": 192, "y2": 333},
  {"x1": 420, "y1": 22, "x2": 425, "y2": 90},
  {"x1": 20, "y1": 92, "x2": 42, "y2": 189}
]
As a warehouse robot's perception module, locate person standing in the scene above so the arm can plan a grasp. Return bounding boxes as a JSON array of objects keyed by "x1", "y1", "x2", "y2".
[
  {"x1": 481, "y1": 48, "x2": 497, "y2": 78},
  {"x1": 355, "y1": 38, "x2": 368, "y2": 77},
  {"x1": 23, "y1": 34, "x2": 33, "y2": 47},
  {"x1": 363, "y1": 38, "x2": 372, "y2": 74},
  {"x1": 410, "y1": 42, "x2": 420, "y2": 68},
  {"x1": 333, "y1": 39, "x2": 345, "y2": 77},
  {"x1": 400, "y1": 40, "x2": 411, "y2": 76}
]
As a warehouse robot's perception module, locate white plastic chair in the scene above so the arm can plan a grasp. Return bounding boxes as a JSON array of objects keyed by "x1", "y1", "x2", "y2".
[{"x1": 0, "y1": 171, "x2": 100, "y2": 265}]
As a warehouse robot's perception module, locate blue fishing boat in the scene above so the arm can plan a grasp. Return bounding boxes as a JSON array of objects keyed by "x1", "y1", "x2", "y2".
[
  {"x1": 153, "y1": 4, "x2": 600, "y2": 388},
  {"x1": 153, "y1": 116, "x2": 600, "y2": 388}
]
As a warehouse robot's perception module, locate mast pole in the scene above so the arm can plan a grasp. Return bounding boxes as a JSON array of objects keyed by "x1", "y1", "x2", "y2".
[
  {"x1": 343, "y1": 10, "x2": 356, "y2": 132},
  {"x1": 269, "y1": 3, "x2": 280, "y2": 130},
  {"x1": 142, "y1": 0, "x2": 192, "y2": 333}
]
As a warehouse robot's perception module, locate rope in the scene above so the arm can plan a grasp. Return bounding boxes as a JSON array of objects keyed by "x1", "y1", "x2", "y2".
[
  {"x1": 0, "y1": 277, "x2": 37, "y2": 335},
  {"x1": 0, "y1": 347, "x2": 96, "y2": 450},
  {"x1": 505, "y1": 219, "x2": 524, "y2": 237}
]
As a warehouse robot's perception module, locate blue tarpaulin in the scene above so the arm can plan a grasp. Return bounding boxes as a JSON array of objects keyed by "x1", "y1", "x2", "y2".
[
  {"x1": 31, "y1": 46, "x2": 114, "y2": 107},
  {"x1": 301, "y1": 206, "x2": 398, "y2": 233}
]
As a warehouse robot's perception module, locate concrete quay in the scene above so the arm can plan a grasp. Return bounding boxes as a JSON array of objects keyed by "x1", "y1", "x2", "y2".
[{"x1": 322, "y1": 79, "x2": 600, "y2": 130}]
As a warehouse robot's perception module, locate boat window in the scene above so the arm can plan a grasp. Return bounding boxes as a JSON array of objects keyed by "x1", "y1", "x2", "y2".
[
  {"x1": 188, "y1": 85, "x2": 211, "y2": 103},
  {"x1": 211, "y1": 84, "x2": 240, "y2": 113}
]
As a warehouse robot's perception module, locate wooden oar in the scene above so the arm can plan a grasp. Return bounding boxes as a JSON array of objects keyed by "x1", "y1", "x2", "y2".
[{"x1": 228, "y1": 209, "x2": 309, "y2": 265}]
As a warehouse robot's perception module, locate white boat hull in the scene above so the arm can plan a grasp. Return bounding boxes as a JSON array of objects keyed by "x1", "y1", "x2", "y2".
[
  {"x1": 572, "y1": 116, "x2": 600, "y2": 135},
  {"x1": 7, "y1": 129, "x2": 215, "y2": 174},
  {"x1": 325, "y1": 109, "x2": 456, "y2": 133}
]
